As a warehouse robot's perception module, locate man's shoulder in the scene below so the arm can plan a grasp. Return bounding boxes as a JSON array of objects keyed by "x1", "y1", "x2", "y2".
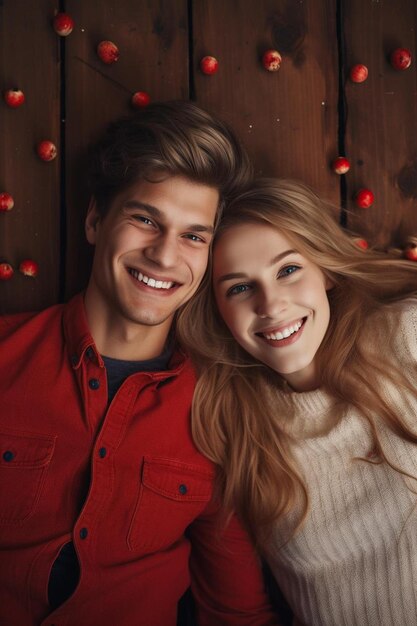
[{"x1": 0, "y1": 302, "x2": 65, "y2": 340}]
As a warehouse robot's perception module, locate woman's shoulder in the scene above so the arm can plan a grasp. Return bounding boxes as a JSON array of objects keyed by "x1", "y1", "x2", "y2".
[{"x1": 385, "y1": 296, "x2": 417, "y2": 327}]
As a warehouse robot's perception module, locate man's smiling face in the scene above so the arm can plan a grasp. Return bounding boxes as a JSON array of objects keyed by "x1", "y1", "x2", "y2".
[{"x1": 85, "y1": 175, "x2": 219, "y2": 339}]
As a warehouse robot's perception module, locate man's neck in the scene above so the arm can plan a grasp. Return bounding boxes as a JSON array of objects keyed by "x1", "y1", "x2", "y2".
[{"x1": 84, "y1": 291, "x2": 172, "y2": 361}]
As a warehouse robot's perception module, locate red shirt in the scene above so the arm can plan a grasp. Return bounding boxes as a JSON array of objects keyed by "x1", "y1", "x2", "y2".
[{"x1": 0, "y1": 294, "x2": 279, "y2": 626}]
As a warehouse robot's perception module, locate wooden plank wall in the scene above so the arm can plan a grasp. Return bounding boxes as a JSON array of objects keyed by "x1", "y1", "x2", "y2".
[
  {"x1": 344, "y1": 0, "x2": 417, "y2": 246},
  {"x1": 0, "y1": 0, "x2": 61, "y2": 313},
  {"x1": 1, "y1": 0, "x2": 416, "y2": 314}
]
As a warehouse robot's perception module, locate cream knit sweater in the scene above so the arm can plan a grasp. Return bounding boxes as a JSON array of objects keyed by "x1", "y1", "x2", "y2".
[{"x1": 266, "y1": 299, "x2": 417, "y2": 626}]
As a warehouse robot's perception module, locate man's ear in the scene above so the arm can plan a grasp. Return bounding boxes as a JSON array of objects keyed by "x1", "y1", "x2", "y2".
[{"x1": 85, "y1": 198, "x2": 100, "y2": 245}]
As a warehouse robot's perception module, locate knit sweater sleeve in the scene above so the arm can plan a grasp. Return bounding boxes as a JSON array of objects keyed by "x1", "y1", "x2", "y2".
[{"x1": 394, "y1": 297, "x2": 417, "y2": 362}]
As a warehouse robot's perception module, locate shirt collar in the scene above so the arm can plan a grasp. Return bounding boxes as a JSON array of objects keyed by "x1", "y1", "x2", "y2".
[
  {"x1": 63, "y1": 292, "x2": 188, "y2": 376},
  {"x1": 63, "y1": 292, "x2": 103, "y2": 369}
]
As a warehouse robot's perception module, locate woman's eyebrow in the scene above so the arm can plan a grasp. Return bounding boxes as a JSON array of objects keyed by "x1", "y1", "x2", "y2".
[{"x1": 268, "y1": 249, "x2": 297, "y2": 266}]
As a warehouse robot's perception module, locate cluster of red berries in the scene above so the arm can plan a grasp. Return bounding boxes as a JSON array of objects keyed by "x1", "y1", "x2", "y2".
[
  {"x1": 2, "y1": 16, "x2": 415, "y2": 268},
  {"x1": 0, "y1": 11, "x2": 155, "y2": 288},
  {"x1": 200, "y1": 47, "x2": 412, "y2": 79},
  {"x1": 200, "y1": 48, "x2": 282, "y2": 75},
  {"x1": 330, "y1": 154, "x2": 374, "y2": 248},
  {"x1": 0, "y1": 260, "x2": 39, "y2": 281},
  {"x1": 335, "y1": 45, "x2": 412, "y2": 254},
  {"x1": 350, "y1": 48, "x2": 412, "y2": 83},
  {"x1": 0, "y1": 194, "x2": 39, "y2": 279},
  {"x1": 331, "y1": 156, "x2": 375, "y2": 208},
  {"x1": 94, "y1": 34, "x2": 150, "y2": 108},
  {"x1": 3, "y1": 13, "x2": 151, "y2": 115},
  {"x1": 340, "y1": 47, "x2": 413, "y2": 251}
]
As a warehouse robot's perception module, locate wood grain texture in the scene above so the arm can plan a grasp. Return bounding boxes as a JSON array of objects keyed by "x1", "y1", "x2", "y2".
[
  {"x1": 343, "y1": 0, "x2": 417, "y2": 247},
  {"x1": 2, "y1": 0, "x2": 417, "y2": 315},
  {"x1": 64, "y1": 0, "x2": 189, "y2": 299},
  {"x1": 192, "y1": 0, "x2": 340, "y2": 204},
  {"x1": 0, "y1": 0, "x2": 60, "y2": 313}
]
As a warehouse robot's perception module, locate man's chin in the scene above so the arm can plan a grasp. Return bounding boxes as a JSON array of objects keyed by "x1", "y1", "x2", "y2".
[{"x1": 123, "y1": 307, "x2": 176, "y2": 329}]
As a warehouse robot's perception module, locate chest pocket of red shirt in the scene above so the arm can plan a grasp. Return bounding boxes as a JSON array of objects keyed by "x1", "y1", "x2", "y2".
[
  {"x1": 0, "y1": 430, "x2": 55, "y2": 524},
  {"x1": 127, "y1": 456, "x2": 214, "y2": 554}
]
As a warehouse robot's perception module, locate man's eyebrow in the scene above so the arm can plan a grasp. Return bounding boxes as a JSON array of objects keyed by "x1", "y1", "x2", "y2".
[
  {"x1": 216, "y1": 249, "x2": 297, "y2": 284},
  {"x1": 124, "y1": 201, "x2": 163, "y2": 218},
  {"x1": 188, "y1": 224, "x2": 214, "y2": 234},
  {"x1": 124, "y1": 200, "x2": 214, "y2": 234}
]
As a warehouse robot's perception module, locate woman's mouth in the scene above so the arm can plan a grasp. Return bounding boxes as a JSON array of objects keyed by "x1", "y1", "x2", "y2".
[{"x1": 256, "y1": 317, "x2": 307, "y2": 344}]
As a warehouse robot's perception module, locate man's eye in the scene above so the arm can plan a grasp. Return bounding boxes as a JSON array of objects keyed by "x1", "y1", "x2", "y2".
[
  {"x1": 278, "y1": 264, "x2": 301, "y2": 278},
  {"x1": 134, "y1": 215, "x2": 154, "y2": 226},
  {"x1": 226, "y1": 284, "x2": 250, "y2": 297},
  {"x1": 184, "y1": 233, "x2": 204, "y2": 243}
]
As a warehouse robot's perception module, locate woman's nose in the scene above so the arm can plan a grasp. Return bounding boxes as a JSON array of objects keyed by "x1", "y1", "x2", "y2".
[{"x1": 255, "y1": 288, "x2": 288, "y2": 319}]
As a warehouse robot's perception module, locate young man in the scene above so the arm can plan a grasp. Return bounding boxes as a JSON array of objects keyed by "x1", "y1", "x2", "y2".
[{"x1": 0, "y1": 102, "x2": 279, "y2": 626}]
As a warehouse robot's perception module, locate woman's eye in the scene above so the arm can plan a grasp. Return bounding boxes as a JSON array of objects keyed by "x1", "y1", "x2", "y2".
[
  {"x1": 278, "y1": 264, "x2": 301, "y2": 278},
  {"x1": 226, "y1": 284, "x2": 250, "y2": 297}
]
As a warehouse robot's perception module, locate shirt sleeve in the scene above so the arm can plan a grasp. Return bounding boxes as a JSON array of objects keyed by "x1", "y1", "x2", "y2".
[{"x1": 188, "y1": 507, "x2": 282, "y2": 625}]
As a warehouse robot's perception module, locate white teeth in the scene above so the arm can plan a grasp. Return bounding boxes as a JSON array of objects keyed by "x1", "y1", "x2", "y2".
[
  {"x1": 129, "y1": 269, "x2": 174, "y2": 290},
  {"x1": 263, "y1": 320, "x2": 303, "y2": 341}
]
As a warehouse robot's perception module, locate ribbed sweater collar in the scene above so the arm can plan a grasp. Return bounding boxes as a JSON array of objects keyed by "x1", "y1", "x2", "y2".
[{"x1": 271, "y1": 385, "x2": 340, "y2": 439}]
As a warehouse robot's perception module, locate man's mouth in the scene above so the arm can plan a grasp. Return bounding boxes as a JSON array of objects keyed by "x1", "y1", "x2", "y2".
[
  {"x1": 257, "y1": 318, "x2": 306, "y2": 341},
  {"x1": 128, "y1": 268, "x2": 176, "y2": 290}
]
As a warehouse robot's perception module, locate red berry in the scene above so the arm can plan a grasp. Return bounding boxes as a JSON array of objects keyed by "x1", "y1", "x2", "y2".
[
  {"x1": 0, "y1": 263, "x2": 13, "y2": 281},
  {"x1": 0, "y1": 192, "x2": 14, "y2": 212},
  {"x1": 199, "y1": 56, "x2": 219, "y2": 75},
  {"x1": 405, "y1": 245, "x2": 417, "y2": 261},
  {"x1": 390, "y1": 48, "x2": 412, "y2": 70},
  {"x1": 19, "y1": 259, "x2": 39, "y2": 277},
  {"x1": 354, "y1": 238, "x2": 369, "y2": 250},
  {"x1": 53, "y1": 12, "x2": 74, "y2": 36},
  {"x1": 4, "y1": 88, "x2": 25, "y2": 108},
  {"x1": 355, "y1": 188, "x2": 374, "y2": 209},
  {"x1": 332, "y1": 156, "x2": 350, "y2": 175},
  {"x1": 131, "y1": 91, "x2": 151, "y2": 109},
  {"x1": 37, "y1": 140, "x2": 57, "y2": 162},
  {"x1": 349, "y1": 64, "x2": 368, "y2": 83},
  {"x1": 97, "y1": 41, "x2": 120, "y2": 64},
  {"x1": 262, "y1": 49, "x2": 282, "y2": 72}
]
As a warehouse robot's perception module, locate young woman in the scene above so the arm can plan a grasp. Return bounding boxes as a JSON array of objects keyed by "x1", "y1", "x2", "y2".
[{"x1": 177, "y1": 179, "x2": 417, "y2": 626}]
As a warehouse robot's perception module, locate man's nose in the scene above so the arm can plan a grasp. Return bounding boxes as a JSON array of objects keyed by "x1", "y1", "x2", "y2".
[{"x1": 144, "y1": 233, "x2": 180, "y2": 268}]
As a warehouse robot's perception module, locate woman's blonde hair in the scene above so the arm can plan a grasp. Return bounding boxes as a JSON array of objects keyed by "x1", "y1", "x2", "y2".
[{"x1": 177, "y1": 179, "x2": 417, "y2": 551}]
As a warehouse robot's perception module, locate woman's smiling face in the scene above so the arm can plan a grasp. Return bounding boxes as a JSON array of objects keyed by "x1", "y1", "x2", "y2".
[{"x1": 213, "y1": 222, "x2": 332, "y2": 392}]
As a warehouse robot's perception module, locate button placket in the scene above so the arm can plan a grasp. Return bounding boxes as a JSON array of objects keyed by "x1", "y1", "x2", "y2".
[{"x1": 81, "y1": 352, "x2": 108, "y2": 431}]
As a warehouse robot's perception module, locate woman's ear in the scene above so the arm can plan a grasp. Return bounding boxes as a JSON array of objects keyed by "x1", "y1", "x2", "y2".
[
  {"x1": 325, "y1": 274, "x2": 335, "y2": 291},
  {"x1": 85, "y1": 198, "x2": 100, "y2": 245}
]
